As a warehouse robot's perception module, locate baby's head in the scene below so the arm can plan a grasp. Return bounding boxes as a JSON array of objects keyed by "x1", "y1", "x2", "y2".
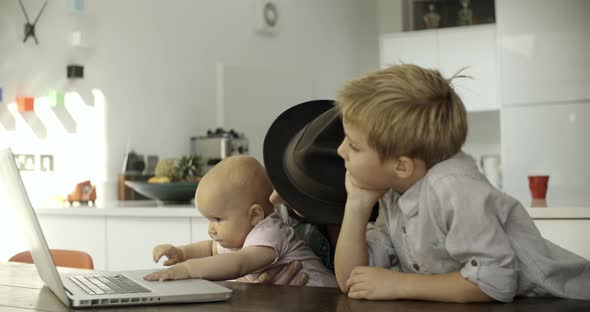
[
  {"x1": 336, "y1": 64, "x2": 467, "y2": 168},
  {"x1": 195, "y1": 155, "x2": 274, "y2": 249}
]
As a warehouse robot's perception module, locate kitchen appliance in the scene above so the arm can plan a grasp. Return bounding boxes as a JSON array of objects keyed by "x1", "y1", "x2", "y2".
[{"x1": 190, "y1": 128, "x2": 249, "y2": 172}]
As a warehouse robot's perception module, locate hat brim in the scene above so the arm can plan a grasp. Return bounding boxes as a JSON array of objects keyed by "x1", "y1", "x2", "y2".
[{"x1": 263, "y1": 100, "x2": 345, "y2": 225}]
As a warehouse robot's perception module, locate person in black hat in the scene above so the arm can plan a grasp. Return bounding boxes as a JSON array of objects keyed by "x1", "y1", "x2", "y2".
[
  {"x1": 248, "y1": 99, "x2": 379, "y2": 286},
  {"x1": 263, "y1": 100, "x2": 343, "y2": 281},
  {"x1": 254, "y1": 99, "x2": 380, "y2": 285},
  {"x1": 263, "y1": 99, "x2": 348, "y2": 225}
]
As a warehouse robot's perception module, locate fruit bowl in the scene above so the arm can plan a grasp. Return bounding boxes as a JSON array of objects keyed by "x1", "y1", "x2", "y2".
[{"x1": 125, "y1": 181, "x2": 198, "y2": 204}]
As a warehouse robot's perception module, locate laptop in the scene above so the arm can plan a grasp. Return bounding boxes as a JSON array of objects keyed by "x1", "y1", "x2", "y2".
[{"x1": 0, "y1": 147, "x2": 232, "y2": 308}]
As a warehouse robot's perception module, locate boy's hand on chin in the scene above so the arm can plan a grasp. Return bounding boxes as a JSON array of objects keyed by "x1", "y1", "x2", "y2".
[
  {"x1": 345, "y1": 266, "x2": 402, "y2": 300},
  {"x1": 143, "y1": 264, "x2": 191, "y2": 281},
  {"x1": 344, "y1": 171, "x2": 387, "y2": 209}
]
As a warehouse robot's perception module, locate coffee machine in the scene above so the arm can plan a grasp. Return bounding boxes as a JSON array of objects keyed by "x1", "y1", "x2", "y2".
[{"x1": 190, "y1": 128, "x2": 249, "y2": 172}]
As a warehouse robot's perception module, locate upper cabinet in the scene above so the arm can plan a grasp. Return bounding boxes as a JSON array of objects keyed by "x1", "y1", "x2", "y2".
[
  {"x1": 496, "y1": 0, "x2": 590, "y2": 106},
  {"x1": 438, "y1": 26, "x2": 498, "y2": 112},
  {"x1": 380, "y1": 24, "x2": 498, "y2": 112},
  {"x1": 380, "y1": 31, "x2": 438, "y2": 69}
]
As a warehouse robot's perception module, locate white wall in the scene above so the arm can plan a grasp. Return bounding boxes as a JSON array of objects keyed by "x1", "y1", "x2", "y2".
[
  {"x1": 463, "y1": 111, "x2": 501, "y2": 171},
  {"x1": 377, "y1": 0, "x2": 403, "y2": 34},
  {"x1": 496, "y1": 0, "x2": 590, "y2": 203},
  {"x1": 0, "y1": 0, "x2": 379, "y2": 205}
]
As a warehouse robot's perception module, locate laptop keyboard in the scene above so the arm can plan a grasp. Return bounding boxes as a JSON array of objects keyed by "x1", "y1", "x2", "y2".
[{"x1": 68, "y1": 274, "x2": 151, "y2": 295}]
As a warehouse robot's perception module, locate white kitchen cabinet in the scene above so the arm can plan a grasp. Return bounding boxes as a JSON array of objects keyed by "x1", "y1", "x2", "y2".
[
  {"x1": 438, "y1": 26, "x2": 498, "y2": 112},
  {"x1": 106, "y1": 217, "x2": 192, "y2": 271},
  {"x1": 0, "y1": 211, "x2": 29, "y2": 263},
  {"x1": 534, "y1": 219, "x2": 590, "y2": 260},
  {"x1": 380, "y1": 30, "x2": 438, "y2": 69},
  {"x1": 25, "y1": 208, "x2": 589, "y2": 276},
  {"x1": 38, "y1": 215, "x2": 107, "y2": 271},
  {"x1": 496, "y1": 0, "x2": 590, "y2": 106},
  {"x1": 501, "y1": 103, "x2": 590, "y2": 202},
  {"x1": 191, "y1": 217, "x2": 211, "y2": 243},
  {"x1": 380, "y1": 25, "x2": 498, "y2": 112}
]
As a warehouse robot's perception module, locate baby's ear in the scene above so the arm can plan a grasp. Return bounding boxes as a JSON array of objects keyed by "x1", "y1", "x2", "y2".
[{"x1": 248, "y1": 204, "x2": 265, "y2": 226}]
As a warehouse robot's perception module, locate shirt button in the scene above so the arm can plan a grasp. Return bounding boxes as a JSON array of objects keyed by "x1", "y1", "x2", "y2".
[
  {"x1": 413, "y1": 263, "x2": 420, "y2": 271},
  {"x1": 471, "y1": 260, "x2": 478, "y2": 266}
]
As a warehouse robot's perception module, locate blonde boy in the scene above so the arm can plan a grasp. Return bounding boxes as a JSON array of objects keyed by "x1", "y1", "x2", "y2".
[
  {"x1": 334, "y1": 64, "x2": 590, "y2": 302},
  {"x1": 144, "y1": 155, "x2": 337, "y2": 288}
]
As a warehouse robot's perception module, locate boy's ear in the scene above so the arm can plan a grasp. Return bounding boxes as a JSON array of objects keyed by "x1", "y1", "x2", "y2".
[
  {"x1": 248, "y1": 204, "x2": 265, "y2": 226},
  {"x1": 391, "y1": 156, "x2": 415, "y2": 179}
]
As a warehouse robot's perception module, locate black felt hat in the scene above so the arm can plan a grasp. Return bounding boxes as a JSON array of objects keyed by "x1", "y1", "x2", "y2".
[{"x1": 263, "y1": 100, "x2": 347, "y2": 225}]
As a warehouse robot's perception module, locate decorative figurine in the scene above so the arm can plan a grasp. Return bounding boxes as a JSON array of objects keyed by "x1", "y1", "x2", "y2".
[
  {"x1": 424, "y1": 3, "x2": 441, "y2": 29},
  {"x1": 67, "y1": 180, "x2": 96, "y2": 206},
  {"x1": 457, "y1": 0, "x2": 473, "y2": 26}
]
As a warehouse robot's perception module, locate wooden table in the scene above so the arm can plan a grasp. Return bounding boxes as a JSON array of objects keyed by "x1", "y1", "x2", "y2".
[{"x1": 1, "y1": 262, "x2": 589, "y2": 311}]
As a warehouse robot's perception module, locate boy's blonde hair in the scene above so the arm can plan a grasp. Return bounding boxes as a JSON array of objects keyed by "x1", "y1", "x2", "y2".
[{"x1": 336, "y1": 64, "x2": 468, "y2": 168}]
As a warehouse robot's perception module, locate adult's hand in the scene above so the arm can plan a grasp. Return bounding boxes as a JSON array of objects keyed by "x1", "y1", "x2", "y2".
[{"x1": 236, "y1": 260, "x2": 309, "y2": 286}]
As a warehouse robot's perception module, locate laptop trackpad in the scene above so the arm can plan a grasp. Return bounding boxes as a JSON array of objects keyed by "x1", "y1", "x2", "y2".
[{"x1": 120, "y1": 270, "x2": 232, "y2": 296}]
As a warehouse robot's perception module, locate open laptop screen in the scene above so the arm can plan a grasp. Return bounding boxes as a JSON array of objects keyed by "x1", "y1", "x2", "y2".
[{"x1": 0, "y1": 147, "x2": 71, "y2": 306}]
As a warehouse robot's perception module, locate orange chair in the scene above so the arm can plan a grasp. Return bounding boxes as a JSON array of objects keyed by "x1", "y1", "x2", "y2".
[{"x1": 9, "y1": 249, "x2": 94, "y2": 269}]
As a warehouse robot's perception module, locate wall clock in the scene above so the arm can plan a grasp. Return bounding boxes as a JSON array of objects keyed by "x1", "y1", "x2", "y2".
[
  {"x1": 256, "y1": 0, "x2": 280, "y2": 35},
  {"x1": 263, "y1": 2, "x2": 278, "y2": 27},
  {"x1": 18, "y1": 0, "x2": 48, "y2": 44}
]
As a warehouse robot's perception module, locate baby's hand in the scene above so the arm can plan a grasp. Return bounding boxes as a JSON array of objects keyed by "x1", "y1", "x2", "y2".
[
  {"x1": 152, "y1": 244, "x2": 184, "y2": 266},
  {"x1": 143, "y1": 264, "x2": 191, "y2": 281}
]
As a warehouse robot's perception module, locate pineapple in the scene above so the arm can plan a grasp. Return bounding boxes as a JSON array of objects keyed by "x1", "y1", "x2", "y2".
[
  {"x1": 154, "y1": 159, "x2": 177, "y2": 179},
  {"x1": 174, "y1": 155, "x2": 203, "y2": 182}
]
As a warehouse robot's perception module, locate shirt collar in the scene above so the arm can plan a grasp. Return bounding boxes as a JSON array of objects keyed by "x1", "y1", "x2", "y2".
[{"x1": 396, "y1": 179, "x2": 423, "y2": 217}]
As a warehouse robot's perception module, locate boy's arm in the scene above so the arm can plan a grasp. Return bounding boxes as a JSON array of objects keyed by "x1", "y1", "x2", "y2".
[
  {"x1": 346, "y1": 267, "x2": 493, "y2": 303},
  {"x1": 336, "y1": 171, "x2": 388, "y2": 292},
  {"x1": 145, "y1": 245, "x2": 276, "y2": 281},
  {"x1": 334, "y1": 197, "x2": 373, "y2": 292}
]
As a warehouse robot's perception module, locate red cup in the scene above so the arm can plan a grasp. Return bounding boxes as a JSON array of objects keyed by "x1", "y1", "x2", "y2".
[{"x1": 528, "y1": 175, "x2": 549, "y2": 199}]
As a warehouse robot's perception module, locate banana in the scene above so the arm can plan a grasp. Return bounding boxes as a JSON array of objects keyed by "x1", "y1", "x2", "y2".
[{"x1": 148, "y1": 176, "x2": 171, "y2": 184}]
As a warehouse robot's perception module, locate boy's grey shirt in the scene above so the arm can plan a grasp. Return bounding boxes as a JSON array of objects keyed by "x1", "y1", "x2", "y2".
[{"x1": 367, "y1": 151, "x2": 590, "y2": 302}]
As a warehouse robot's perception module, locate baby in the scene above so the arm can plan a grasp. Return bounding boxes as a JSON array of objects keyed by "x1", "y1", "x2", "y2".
[{"x1": 144, "y1": 155, "x2": 337, "y2": 287}]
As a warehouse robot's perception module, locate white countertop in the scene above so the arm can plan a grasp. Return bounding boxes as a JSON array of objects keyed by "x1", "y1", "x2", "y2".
[
  {"x1": 33, "y1": 200, "x2": 202, "y2": 218},
  {"x1": 520, "y1": 199, "x2": 590, "y2": 219},
  {"x1": 35, "y1": 207, "x2": 203, "y2": 218},
  {"x1": 28, "y1": 199, "x2": 590, "y2": 219}
]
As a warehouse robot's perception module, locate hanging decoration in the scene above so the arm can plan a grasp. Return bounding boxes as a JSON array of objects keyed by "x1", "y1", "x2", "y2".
[{"x1": 18, "y1": 0, "x2": 49, "y2": 44}]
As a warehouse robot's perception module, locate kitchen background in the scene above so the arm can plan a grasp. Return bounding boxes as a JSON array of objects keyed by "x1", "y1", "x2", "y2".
[
  {"x1": 0, "y1": 0, "x2": 378, "y2": 208},
  {"x1": 1, "y1": 0, "x2": 589, "y2": 268}
]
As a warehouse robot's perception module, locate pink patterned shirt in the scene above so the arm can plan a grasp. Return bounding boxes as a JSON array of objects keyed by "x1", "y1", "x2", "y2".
[{"x1": 217, "y1": 211, "x2": 337, "y2": 288}]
